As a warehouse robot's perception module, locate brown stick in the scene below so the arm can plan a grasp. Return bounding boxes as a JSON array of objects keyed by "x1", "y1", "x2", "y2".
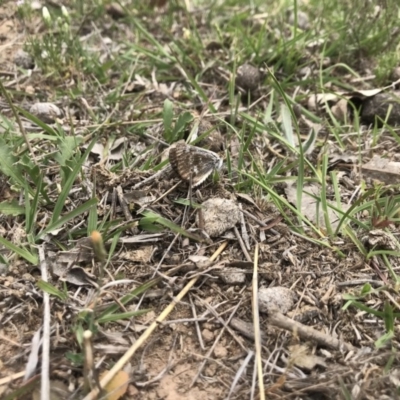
[{"x1": 268, "y1": 311, "x2": 356, "y2": 352}]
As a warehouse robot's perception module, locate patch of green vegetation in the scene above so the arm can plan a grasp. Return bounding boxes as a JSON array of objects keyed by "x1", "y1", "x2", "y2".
[{"x1": 3, "y1": 0, "x2": 400, "y2": 397}]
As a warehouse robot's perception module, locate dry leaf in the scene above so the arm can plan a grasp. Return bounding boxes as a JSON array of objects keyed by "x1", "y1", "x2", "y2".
[
  {"x1": 308, "y1": 86, "x2": 400, "y2": 125},
  {"x1": 99, "y1": 370, "x2": 130, "y2": 400},
  {"x1": 124, "y1": 190, "x2": 156, "y2": 207},
  {"x1": 89, "y1": 142, "x2": 105, "y2": 160},
  {"x1": 285, "y1": 184, "x2": 349, "y2": 230},
  {"x1": 49, "y1": 263, "x2": 97, "y2": 286},
  {"x1": 120, "y1": 246, "x2": 154, "y2": 263},
  {"x1": 47, "y1": 237, "x2": 97, "y2": 286},
  {"x1": 331, "y1": 98, "x2": 349, "y2": 122},
  {"x1": 288, "y1": 344, "x2": 327, "y2": 371},
  {"x1": 361, "y1": 156, "x2": 400, "y2": 184},
  {"x1": 109, "y1": 137, "x2": 129, "y2": 161},
  {"x1": 236, "y1": 193, "x2": 261, "y2": 211}
]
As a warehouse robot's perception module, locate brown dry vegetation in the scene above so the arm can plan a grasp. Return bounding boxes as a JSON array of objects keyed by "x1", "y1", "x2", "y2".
[{"x1": 1, "y1": 0, "x2": 400, "y2": 399}]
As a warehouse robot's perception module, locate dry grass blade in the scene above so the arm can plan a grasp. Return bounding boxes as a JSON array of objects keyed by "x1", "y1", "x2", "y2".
[
  {"x1": 0, "y1": 371, "x2": 25, "y2": 386},
  {"x1": 252, "y1": 244, "x2": 265, "y2": 400},
  {"x1": 82, "y1": 241, "x2": 229, "y2": 400},
  {"x1": 227, "y1": 350, "x2": 254, "y2": 400},
  {"x1": 189, "y1": 297, "x2": 243, "y2": 389},
  {"x1": 3, "y1": 1, "x2": 400, "y2": 398},
  {"x1": 38, "y1": 247, "x2": 50, "y2": 400}
]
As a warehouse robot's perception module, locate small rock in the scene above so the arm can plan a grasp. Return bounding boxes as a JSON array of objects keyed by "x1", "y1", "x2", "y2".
[
  {"x1": 188, "y1": 255, "x2": 211, "y2": 270},
  {"x1": 0, "y1": 264, "x2": 8, "y2": 275},
  {"x1": 202, "y1": 322, "x2": 214, "y2": 330},
  {"x1": 360, "y1": 92, "x2": 400, "y2": 126},
  {"x1": 127, "y1": 384, "x2": 140, "y2": 397},
  {"x1": 258, "y1": 287, "x2": 296, "y2": 314},
  {"x1": 202, "y1": 328, "x2": 214, "y2": 343},
  {"x1": 22, "y1": 273, "x2": 35, "y2": 283},
  {"x1": 218, "y1": 271, "x2": 246, "y2": 284},
  {"x1": 105, "y1": 3, "x2": 126, "y2": 19},
  {"x1": 196, "y1": 198, "x2": 241, "y2": 237},
  {"x1": 392, "y1": 66, "x2": 400, "y2": 81},
  {"x1": 204, "y1": 363, "x2": 217, "y2": 377},
  {"x1": 29, "y1": 102, "x2": 63, "y2": 123},
  {"x1": 213, "y1": 344, "x2": 228, "y2": 358},
  {"x1": 288, "y1": 10, "x2": 310, "y2": 30},
  {"x1": 298, "y1": 66, "x2": 312, "y2": 77},
  {"x1": 13, "y1": 49, "x2": 34, "y2": 69},
  {"x1": 235, "y1": 64, "x2": 261, "y2": 92}
]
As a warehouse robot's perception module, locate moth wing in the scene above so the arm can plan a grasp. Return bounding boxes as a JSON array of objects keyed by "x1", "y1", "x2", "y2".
[{"x1": 169, "y1": 143, "x2": 190, "y2": 177}]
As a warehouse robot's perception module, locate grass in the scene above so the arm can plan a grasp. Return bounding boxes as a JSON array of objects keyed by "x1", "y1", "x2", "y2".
[{"x1": 2, "y1": 0, "x2": 400, "y2": 398}]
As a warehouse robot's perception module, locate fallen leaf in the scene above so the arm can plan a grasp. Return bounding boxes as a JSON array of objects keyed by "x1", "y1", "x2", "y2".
[
  {"x1": 289, "y1": 344, "x2": 327, "y2": 371},
  {"x1": 99, "y1": 370, "x2": 130, "y2": 400},
  {"x1": 285, "y1": 184, "x2": 349, "y2": 230},
  {"x1": 361, "y1": 156, "x2": 400, "y2": 184}
]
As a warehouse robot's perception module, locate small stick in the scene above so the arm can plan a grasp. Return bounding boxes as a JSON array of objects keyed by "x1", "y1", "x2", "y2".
[
  {"x1": 83, "y1": 330, "x2": 97, "y2": 392},
  {"x1": 82, "y1": 241, "x2": 229, "y2": 400},
  {"x1": 268, "y1": 311, "x2": 356, "y2": 352},
  {"x1": 189, "y1": 299, "x2": 243, "y2": 388},
  {"x1": 239, "y1": 203, "x2": 250, "y2": 250},
  {"x1": 234, "y1": 226, "x2": 252, "y2": 262},
  {"x1": 190, "y1": 294, "x2": 205, "y2": 350}
]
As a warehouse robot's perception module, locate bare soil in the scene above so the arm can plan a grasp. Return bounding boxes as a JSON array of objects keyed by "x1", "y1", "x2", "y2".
[{"x1": 1, "y1": 2, "x2": 400, "y2": 400}]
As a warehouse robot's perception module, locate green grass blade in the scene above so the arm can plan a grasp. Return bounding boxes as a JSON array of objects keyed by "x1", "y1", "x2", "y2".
[
  {"x1": 37, "y1": 280, "x2": 68, "y2": 301},
  {"x1": 98, "y1": 278, "x2": 159, "y2": 319},
  {"x1": 38, "y1": 198, "x2": 98, "y2": 239},
  {"x1": 0, "y1": 235, "x2": 38, "y2": 264},
  {"x1": 141, "y1": 210, "x2": 203, "y2": 242},
  {"x1": 0, "y1": 200, "x2": 25, "y2": 216},
  {"x1": 97, "y1": 309, "x2": 150, "y2": 324},
  {"x1": 50, "y1": 138, "x2": 96, "y2": 224}
]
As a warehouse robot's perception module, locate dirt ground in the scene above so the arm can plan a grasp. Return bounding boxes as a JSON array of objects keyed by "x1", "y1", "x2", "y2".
[{"x1": 1, "y1": 1, "x2": 400, "y2": 400}]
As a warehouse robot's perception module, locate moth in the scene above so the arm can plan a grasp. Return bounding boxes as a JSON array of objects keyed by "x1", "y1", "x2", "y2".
[{"x1": 169, "y1": 142, "x2": 223, "y2": 187}]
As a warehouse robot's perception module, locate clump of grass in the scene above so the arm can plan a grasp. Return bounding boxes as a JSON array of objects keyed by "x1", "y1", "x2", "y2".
[
  {"x1": 374, "y1": 51, "x2": 400, "y2": 86},
  {"x1": 307, "y1": 0, "x2": 400, "y2": 66},
  {"x1": 23, "y1": 5, "x2": 107, "y2": 83}
]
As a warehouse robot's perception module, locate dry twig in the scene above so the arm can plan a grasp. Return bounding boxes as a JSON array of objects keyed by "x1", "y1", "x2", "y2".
[{"x1": 82, "y1": 241, "x2": 229, "y2": 400}]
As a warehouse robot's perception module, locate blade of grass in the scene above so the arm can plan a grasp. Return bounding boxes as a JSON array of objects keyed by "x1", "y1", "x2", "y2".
[
  {"x1": 50, "y1": 138, "x2": 96, "y2": 224},
  {"x1": 97, "y1": 309, "x2": 150, "y2": 324},
  {"x1": 0, "y1": 236, "x2": 38, "y2": 265},
  {"x1": 98, "y1": 278, "x2": 159, "y2": 319},
  {"x1": 38, "y1": 198, "x2": 98, "y2": 239},
  {"x1": 26, "y1": 174, "x2": 43, "y2": 236},
  {"x1": 141, "y1": 210, "x2": 204, "y2": 242}
]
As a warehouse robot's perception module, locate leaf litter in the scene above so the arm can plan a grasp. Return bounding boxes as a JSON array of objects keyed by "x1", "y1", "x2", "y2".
[{"x1": 1, "y1": 1, "x2": 400, "y2": 400}]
